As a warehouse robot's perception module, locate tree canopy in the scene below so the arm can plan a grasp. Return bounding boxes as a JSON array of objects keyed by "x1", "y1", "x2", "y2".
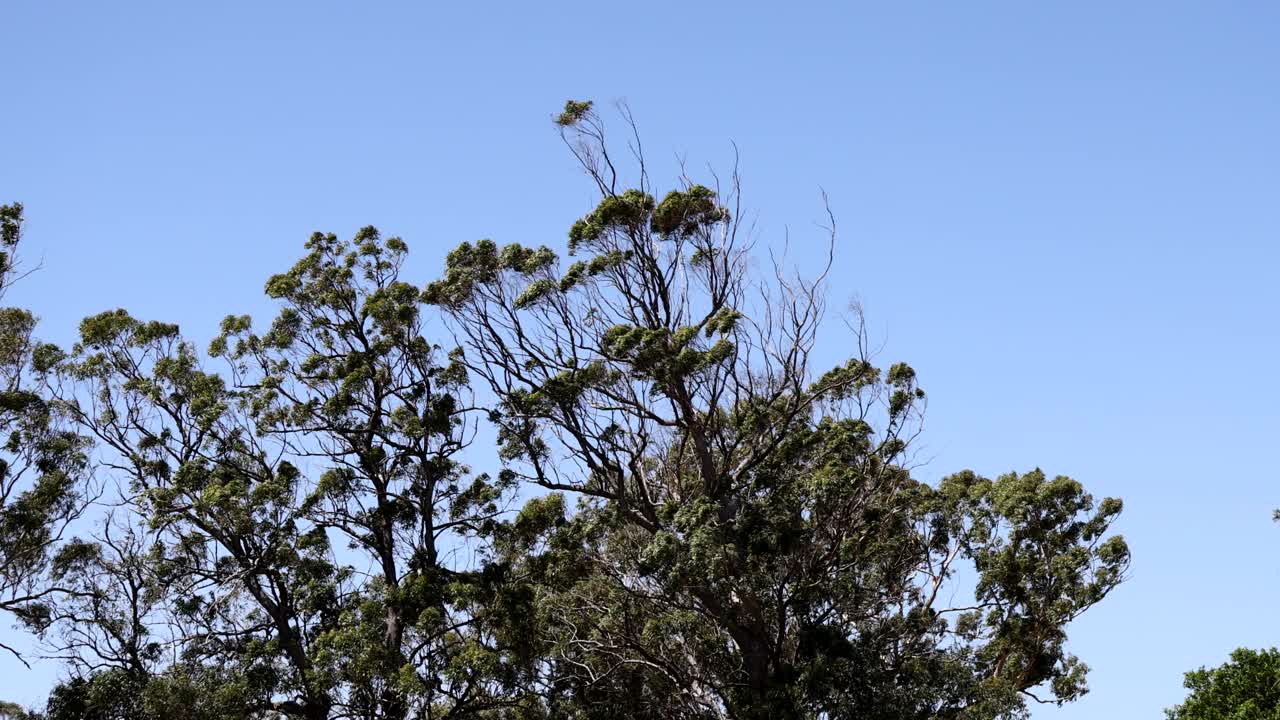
[
  {"x1": 4, "y1": 100, "x2": 1130, "y2": 720},
  {"x1": 1166, "y1": 648, "x2": 1280, "y2": 720}
]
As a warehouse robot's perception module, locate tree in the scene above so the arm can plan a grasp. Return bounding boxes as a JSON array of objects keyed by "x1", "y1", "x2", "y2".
[
  {"x1": 42, "y1": 228, "x2": 534, "y2": 719},
  {"x1": 424, "y1": 100, "x2": 1131, "y2": 719},
  {"x1": 22, "y1": 509, "x2": 260, "y2": 720},
  {"x1": 32, "y1": 664, "x2": 264, "y2": 720},
  {"x1": 0, "y1": 203, "x2": 91, "y2": 665},
  {"x1": 1166, "y1": 648, "x2": 1280, "y2": 720},
  {"x1": 210, "y1": 227, "x2": 533, "y2": 719},
  {"x1": 54, "y1": 307, "x2": 339, "y2": 719},
  {"x1": 17, "y1": 98, "x2": 1132, "y2": 720}
]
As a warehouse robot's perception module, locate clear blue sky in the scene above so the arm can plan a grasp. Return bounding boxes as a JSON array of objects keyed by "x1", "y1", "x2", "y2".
[{"x1": 4, "y1": 2, "x2": 1279, "y2": 716}]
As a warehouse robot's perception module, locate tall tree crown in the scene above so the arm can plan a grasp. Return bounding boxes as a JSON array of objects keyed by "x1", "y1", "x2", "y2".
[
  {"x1": 419, "y1": 100, "x2": 1130, "y2": 720},
  {"x1": 7, "y1": 100, "x2": 1130, "y2": 720}
]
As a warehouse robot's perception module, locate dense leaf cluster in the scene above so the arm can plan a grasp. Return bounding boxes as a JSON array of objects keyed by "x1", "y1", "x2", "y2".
[{"x1": 1165, "y1": 649, "x2": 1280, "y2": 720}]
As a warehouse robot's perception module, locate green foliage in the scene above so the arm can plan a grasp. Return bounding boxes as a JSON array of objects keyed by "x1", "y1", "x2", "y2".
[
  {"x1": 32, "y1": 665, "x2": 265, "y2": 720},
  {"x1": 0, "y1": 203, "x2": 90, "y2": 667},
  {"x1": 555, "y1": 100, "x2": 594, "y2": 127},
  {"x1": 56, "y1": 304, "x2": 339, "y2": 717},
  {"x1": 567, "y1": 189, "x2": 655, "y2": 254},
  {"x1": 1167, "y1": 648, "x2": 1280, "y2": 720},
  {"x1": 0, "y1": 202, "x2": 24, "y2": 281},
  {"x1": 41, "y1": 225, "x2": 530, "y2": 720},
  {"x1": 39, "y1": 670, "x2": 148, "y2": 720},
  {"x1": 11, "y1": 103, "x2": 1133, "y2": 720},
  {"x1": 651, "y1": 185, "x2": 730, "y2": 238},
  {"x1": 424, "y1": 100, "x2": 1130, "y2": 720},
  {"x1": 424, "y1": 239, "x2": 560, "y2": 309}
]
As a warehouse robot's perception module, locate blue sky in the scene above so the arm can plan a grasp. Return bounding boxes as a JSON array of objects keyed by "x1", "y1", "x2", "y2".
[{"x1": 3, "y1": 2, "x2": 1279, "y2": 716}]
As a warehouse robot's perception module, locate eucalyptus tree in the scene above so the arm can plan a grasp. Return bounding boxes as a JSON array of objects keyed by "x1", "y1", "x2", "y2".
[
  {"x1": 1166, "y1": 648, "x2": 1280, "y2": 720},
  {"x1": 0, "y1": 202, "x2": 91, "y2": 665},
  {"x1": 211, "y1": 227, "x2": 531, "y2": 719},
  {"x1": 425, "y1": 101, "x2": 1131, "y2": 720},
  {"x1": 16, "y1": 97, "x2": 1133, "y2": 720},
  {"x1": 44, "y1": 228, "x2": 532, "y2": 719},
  {"x1": 54, "y1": 307, "x2": 338, "y2": 720}
]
